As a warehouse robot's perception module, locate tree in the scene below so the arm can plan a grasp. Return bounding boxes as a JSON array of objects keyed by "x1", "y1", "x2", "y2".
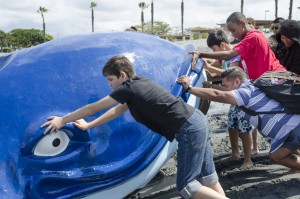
[
  {"x1": 6, "y1": 29, "x2": 53, "y2": 50},
  {"x1": 288, "y1": 0, "x2": 293, "y2": 19},
  {"x1": 138, "y1": 2, "x2": 149, "y2": 32},
  {"x1": 37, "y1": 6, "x2": 48, "y2": 42},
  {"x1": 181, "y1": 0, "x2": 184, "y2": 36},
  {"x1": 0, "y1": 30, "x2": 7, "y2": 52},
  {"x1": 151, "y1": 0, "x2": 154, "y2": 34},
  {"x1": 241, "y1": 0, "x2": 244, "y2": 14},
  {"x1": 275, "y1": 0, "x2": 278, "y2": 18},
  {"x1": 90, "y1": 2, "x2": 97, "y2": 32},
  {"x1": 143, "y1": 21, "x2": 172, "y2": 36}
]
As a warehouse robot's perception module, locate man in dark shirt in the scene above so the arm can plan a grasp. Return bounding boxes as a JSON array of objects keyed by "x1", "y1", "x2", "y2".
[
  {"x1": 268, "y1": 17, "x2": 287, "y2": 59},
  {"x1": 41, "y1": 55, "x2": 228, "y2": 199},
  {"x1": 277, "y1": 20, "x2": 300, "y2": 75}
]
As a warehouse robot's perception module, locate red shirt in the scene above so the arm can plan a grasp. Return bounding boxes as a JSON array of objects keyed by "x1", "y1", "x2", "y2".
[{"x1": 234, "y1": 30, "x2": 286, "y2": 80}]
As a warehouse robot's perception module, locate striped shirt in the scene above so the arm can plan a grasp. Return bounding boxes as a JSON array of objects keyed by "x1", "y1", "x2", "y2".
[{"x1": 232, "y1": 81, "x2": 300, "y2": 153}]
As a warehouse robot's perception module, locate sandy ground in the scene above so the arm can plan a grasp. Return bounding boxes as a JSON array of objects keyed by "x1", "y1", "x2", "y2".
[
  {"x1": 126, "y1": 102, "x2": 300, "y2": 199},
  {"x1": 124, "y1": 39, "x2": 300, "y2": 199}
]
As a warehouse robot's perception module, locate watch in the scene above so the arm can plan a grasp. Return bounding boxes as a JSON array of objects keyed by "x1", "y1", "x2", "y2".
[{"x1": 185, "y1": 84, "x2": 193, "y2": 93}]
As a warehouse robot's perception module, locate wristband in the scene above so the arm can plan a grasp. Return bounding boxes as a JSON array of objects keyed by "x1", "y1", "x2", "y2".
[{"x1": 185, "y1": 84, "x2": 193, "y2": 93}]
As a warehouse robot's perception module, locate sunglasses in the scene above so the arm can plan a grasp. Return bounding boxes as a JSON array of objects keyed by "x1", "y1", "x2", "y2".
[{"x1": 271, "y1": 26, "x2": 279, "y2": 30}]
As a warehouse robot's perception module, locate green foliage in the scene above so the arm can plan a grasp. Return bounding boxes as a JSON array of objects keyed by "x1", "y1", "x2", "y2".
[
  {"x1": 90, "y1": 2, "x2": 97, "y2": 8},
  {"x1": 143, "y1": 21, "x2": 172, "y2": 36},
  {"x1": 201, "y1": 32, "x2": 208, "y2": 39},
  {"x1": 138, "y1": 2, "x2": 149, "y2": 9},
  {"x1": 37, "y1": 6, "x2": 48, "y2": 13},
  {"x1": 192, "y1": 32, "x2": 200, "y2": 40},
  {"x1": 5, "y1": 29, "x2": 53, "y2": 50},
  {"x1": 165, "y1": 34, "x2": 174, "y2": 41},
  {"x1": 0, "y1": 30, "x2": 7, "y2": 51}
]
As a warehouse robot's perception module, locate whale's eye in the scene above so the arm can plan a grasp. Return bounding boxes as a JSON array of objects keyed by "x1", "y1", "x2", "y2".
[{"x1": 34, "y1": 130, "x2": 70, "y2": 156}]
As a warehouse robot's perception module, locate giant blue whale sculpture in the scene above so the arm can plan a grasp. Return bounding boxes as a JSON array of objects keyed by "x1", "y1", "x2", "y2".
[{"x1": 0, "y1": 32, "x2": 206, "y2": 198}]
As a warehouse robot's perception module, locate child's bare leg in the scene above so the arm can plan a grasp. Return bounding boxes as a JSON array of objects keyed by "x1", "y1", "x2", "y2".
[
  {"x1": 192, "y1": 183, "x2": 229, "y2": 199},
  {"x1": 239, "y1": 132, "x2": 253, "y2": 170},
  {"x1": 285, "y1": 149, "x2": 300, "y2": 174},
  {"x1": 207, "y1": 181, "x2": 226, "y2": 196},
  {"x1": 251, "y1": 128, "x2": 259, "y2": 155},
  {"x1": 270, "y1": 147, "x2": 300, "y2": 173},
  {"x1": 228, "y1": 128, "x2": 240, "y2": 160}
]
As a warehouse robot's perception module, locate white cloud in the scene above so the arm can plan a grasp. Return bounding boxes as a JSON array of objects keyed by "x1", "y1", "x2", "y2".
[{"x1": 0, "y1": 0, "x2": 299, "y2": 38}]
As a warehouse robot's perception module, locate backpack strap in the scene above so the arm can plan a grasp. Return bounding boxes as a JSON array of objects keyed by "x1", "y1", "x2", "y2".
[
  {"x1": 239, "y1": 106, "x2": 285, "y2": 115},
  {"x1": 239, "y1": 106, "x2": 285, "y2": 132},
  {"x1": 260, "y1": 73, "x2": 300, "y2": 82}
]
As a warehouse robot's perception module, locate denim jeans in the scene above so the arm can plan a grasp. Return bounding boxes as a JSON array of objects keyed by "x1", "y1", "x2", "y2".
[
  {"x1": 175, "y1": 109, "x2": 218, "y2": 195},
  {"x1": 282, "y1": 124, "x2": 300, "y2": 151}
]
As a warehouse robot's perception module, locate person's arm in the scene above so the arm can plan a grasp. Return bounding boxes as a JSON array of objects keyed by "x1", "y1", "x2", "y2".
[
  {"x1": 41, "y1": 95, "x2": 119, "y2": 134},
  {"x1": 189, "y1": 87, "x2": 237, "y2": 105},
  {"x1": 73, "y1": 103, "x2": 128, "y2": 130},
  {"x1": 203, "y1": 81, "x2": 227, "y2": 91},
  {"x1": 206, "y1": 64, "x2": 224, "y2": 76},
  {"x1": 189, "y1": 50, "x2": 239, "y2": 68},
  {"x1": 177, "y1": 76, "x2": 237, "y2": 105}
]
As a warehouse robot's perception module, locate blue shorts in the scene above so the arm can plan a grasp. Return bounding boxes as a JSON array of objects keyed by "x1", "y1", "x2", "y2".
[
  {"x1": 175, "y1": 109, "x2": 218, "y2": 197},
  {"x1": 227, "y1": 105, "x2": 254, "y2": 133},
  {"x1": 281, "y1": 125, "x2": 300, "y2": 151}
]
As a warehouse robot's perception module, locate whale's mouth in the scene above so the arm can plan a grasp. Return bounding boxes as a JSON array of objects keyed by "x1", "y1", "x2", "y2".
[
  {"x1": 26, "y1": 157, "x2": 151, "y2": 199},
  {"x1": 28, "y1": 173, "x2": 117, "y2": 198}
]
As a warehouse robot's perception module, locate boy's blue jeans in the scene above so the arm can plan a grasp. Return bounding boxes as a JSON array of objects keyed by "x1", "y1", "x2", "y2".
[{"x1": 175, "y1": 109, "x2": 218, "y2": 198}]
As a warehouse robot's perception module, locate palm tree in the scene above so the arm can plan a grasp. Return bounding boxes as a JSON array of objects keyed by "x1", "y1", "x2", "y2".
[
  {"x1": 241, "y1": 0, "x2": 244, "y2": 14},
  {"x1": 37, "y1": 6, "x2": 48, "y2": 41},
  {"x1": 288, "y1": 0, "x2": 293, "y2": 19},
  {"x1": 138, "y1": 2, "x2": 149, "y2": 32},
  {"x1": 275, "y1": 0, "x2": 278, "y2": 18},
  {"x1": 181, "y1": 0, "x2": 184, "y2": 36},
  {"x1": 151, "y1": 0, "x2": 154, "y2": 34},
  {"x1": 90, "y1": 2, "x2": 97, "y2": 32}
]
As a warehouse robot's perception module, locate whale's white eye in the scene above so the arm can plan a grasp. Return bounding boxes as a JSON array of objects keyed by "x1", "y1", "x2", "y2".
[{"x1": 34, "y1": 130, "x2": 70, "y2": 156}]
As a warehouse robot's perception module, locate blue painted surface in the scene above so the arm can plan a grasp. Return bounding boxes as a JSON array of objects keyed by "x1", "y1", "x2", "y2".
[{"x1": 0, "y1": 32, "x2": 204, "y2": 198}]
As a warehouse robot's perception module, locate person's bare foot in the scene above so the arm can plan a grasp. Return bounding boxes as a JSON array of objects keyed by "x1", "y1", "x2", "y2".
[
  {"x1": 239, "y1": 161, "x2": 253, "y2": 170},
  {"x1": 251, "y1": 147, "x2": 259, "y2": 155},
  {"x1": 284, "y1": 169, "x2": 300, "y2": 175},
  {"x1": 222, "y1": 155, "x2": 240, "y2": 162},
  {"x1": 231, "y1": 153, "x2": 240, "y2": 161}
]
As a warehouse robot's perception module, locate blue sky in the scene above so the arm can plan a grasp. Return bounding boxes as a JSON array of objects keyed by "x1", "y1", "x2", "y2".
[{"x1": 0, "y1": 0, "x2": 299, "y2": 38}]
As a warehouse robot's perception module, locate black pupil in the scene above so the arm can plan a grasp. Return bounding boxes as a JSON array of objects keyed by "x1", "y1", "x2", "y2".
[{"x1": 52, "y1": 138, "x2": 61, "y2": 147}]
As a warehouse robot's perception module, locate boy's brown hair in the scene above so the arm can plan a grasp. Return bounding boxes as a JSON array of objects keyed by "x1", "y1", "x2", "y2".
[
  {"x1": 102, "y1": 55, "x2": 136, "y2": 78},
  {"x1": 247, "y1": 17, "x2": 256, "y2": 27},
  {"x1": 221, "y1": 66, "x2": 247, "y2": 81}
]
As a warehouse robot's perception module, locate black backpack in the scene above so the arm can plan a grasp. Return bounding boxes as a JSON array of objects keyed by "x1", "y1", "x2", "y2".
[{"x1": 240, "y1": 71, "x2": 300, "y2": 116}]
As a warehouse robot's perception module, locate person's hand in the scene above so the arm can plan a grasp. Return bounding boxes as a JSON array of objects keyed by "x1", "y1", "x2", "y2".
[
  {"x1": 73, "y1": 119, "x2": 90, "y2": 131},
  {"x1": 188, "y1": 51, "x2": 201, "y2": 69},
  {"x1": 40, "y1": 116, "x2": 65, "y2": 135},
  {"x1": 177, "y1": 75, "x2": 191, "y2": 91}
]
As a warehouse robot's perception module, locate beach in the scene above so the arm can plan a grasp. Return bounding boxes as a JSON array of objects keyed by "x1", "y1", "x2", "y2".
[{"x1": 126, "y1": 39, "x2": 300, "y2": 199}]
